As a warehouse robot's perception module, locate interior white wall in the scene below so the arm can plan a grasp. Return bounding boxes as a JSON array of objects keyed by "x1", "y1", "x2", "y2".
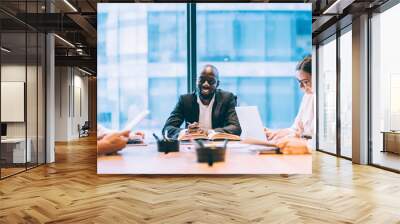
[
  {"x1": 54, "y1": 67, "x2": 89, "y2": 141},
  {"x1": 1, "y1": 65, "x2": 31, "y2": 138},
  {"x1": 74, "y1": 71, "x2": 89, "y2": 139},
  {"x1": 55, "y1": 67, "x2": 69, "y2": 141},
  {"x1": 1, "y1": 64, "x2": 46, "y2": 164}
]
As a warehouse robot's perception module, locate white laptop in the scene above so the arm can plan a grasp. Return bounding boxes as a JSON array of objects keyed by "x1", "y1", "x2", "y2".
[{"x1": 235, "y1": 106, "x2": 278, "y2": 150}]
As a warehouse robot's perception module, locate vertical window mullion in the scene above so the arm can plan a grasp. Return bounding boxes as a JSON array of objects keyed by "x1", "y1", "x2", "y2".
[
  {"x1": 25, "y1": 0, "x2": 28, "y2": 171},
  {"x1": 187, "y1": 3, "x2": 197, "y2": 93},
  {"x1": 316, "y1": 44, "x2": 320, "y2": 151},
  {"x1": 186, "y1": 3, "x2": 191, "y2": 93},
  {"x1": 336, "y1": 29, "x2": 341, "y2": 157},
  {"x1": 367, "y1": 12, "x2": 373, "y2": 165},
  {"x1": 37, "y1": 17, "x2": 39, "y2": 167}
]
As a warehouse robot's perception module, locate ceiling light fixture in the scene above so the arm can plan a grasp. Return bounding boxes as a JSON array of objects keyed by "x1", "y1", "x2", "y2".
[
  {"x1": 78, "y1": 67, "x2": 93, "y2": 76},
  {"x1": 1, "y1": 47, "x2": 11, "y2": 53},
  {"x1": 54, "y1": 34, "x2": 75, "y2": 48},
  {"x1": 76, "y1": 48, "x2": 85, "y2": 55},
  {"x1": 63, "y1": 0, "x2": 78, "y2": 12},
  {"x1": 323, "y1": 0, "x2": 354, "y2": 15}
]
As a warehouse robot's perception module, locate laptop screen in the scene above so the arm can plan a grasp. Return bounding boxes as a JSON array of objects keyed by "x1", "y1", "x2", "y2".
[{"x1": 235, "y1": 106, "x2": 267, "y2": 142}]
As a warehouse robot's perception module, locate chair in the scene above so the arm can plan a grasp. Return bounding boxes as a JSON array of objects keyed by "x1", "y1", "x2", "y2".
[{"x1": 79, "y1": 121, "x2": 90, "y2": 138}]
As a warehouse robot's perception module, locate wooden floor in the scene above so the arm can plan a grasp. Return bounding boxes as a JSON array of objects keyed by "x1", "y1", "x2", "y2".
[
  {"x1": 1, "y1": 164, "x2": 45, "y2": 178},
  {"x1": 1, "y1": 137, "x2": 400, "y2": 223},
  {"x1": 1, "y1": 167, "x2": 26, "y2": 178},
  {"x1": 372, "y1": 151, "x2": 400, "y2": 171}
]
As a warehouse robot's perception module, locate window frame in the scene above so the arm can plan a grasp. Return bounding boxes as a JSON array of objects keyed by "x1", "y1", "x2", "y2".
[
  {"x1": 315, "y1": 0, "x2": 400, "y2": 174},
  {"x1": 315, "y1": 20, "x2": 353, "y2": 160},
  {"x1": 368, "y1": 0, "x2": 400, "y2": 173}
]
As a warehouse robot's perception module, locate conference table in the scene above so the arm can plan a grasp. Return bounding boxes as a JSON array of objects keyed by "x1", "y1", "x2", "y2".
[{"x1": 97, "y1": 141, "x2": 312, "y2": 174}]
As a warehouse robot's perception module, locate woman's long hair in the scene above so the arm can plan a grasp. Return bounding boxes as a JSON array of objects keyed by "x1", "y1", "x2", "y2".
[{"x1": 296, "y1": 55, "x2": 312, "y2": 75}]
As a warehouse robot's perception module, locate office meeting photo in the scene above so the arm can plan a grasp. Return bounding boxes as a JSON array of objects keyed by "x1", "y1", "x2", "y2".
[{"x1": 96, "y1": 3, "x2": 313, "y2": 174}]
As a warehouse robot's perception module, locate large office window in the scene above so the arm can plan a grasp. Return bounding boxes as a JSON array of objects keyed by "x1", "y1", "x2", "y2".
[
  {"x1": 317, "y1": 37, "x2": 337, "y2": 154},
  {"x1": 196, "y1": 3, "x2": 311, "y2": 128},
  {"x1": 148, "y1": 11, "x2": 186, "y2": 63},
  {"x1": 97, "y1": 4, "x2": 187, "y2": 135},
  {"x1": 339, "y1": 29, "x2": 352, "y2": 158},
  {"x1": 371, "y1": 4, "x2": 400, "y2": 171},
  {"x1": 97, "y1": 3, "x2": 311, "y2": 134}
]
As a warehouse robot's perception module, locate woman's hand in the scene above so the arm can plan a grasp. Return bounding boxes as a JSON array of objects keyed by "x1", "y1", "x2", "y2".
[
  {"x1": 267, "y1": 128, "x2": 295, "y2": 141},
  {"x1": 294, "y1": 121, "x2": 304, "y2": 138},
  {"x1": 275, "y1": 137, "x2": 311, "y2": 154},
  {"x1": 98, "y1": 131, "x2": 130, "y2": 155},
  {"x1": 264, "y1": 128, "x2": 273, "y2": 137}
]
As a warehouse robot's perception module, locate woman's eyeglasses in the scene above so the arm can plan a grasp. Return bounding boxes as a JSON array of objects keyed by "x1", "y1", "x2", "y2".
[{"x1": 298, "y1": 79, "x2": 310, "y2": 87}]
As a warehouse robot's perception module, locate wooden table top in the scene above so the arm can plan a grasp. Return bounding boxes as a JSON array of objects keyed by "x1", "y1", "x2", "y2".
[{"x1": 97, "y1": 142, "x2": 312, "y2": 174}]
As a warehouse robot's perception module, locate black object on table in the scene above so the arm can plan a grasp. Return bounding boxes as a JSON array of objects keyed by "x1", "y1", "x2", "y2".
[
  {"x1": 195, "y1": 140, "x2": 227, "y2": 166},
  {"x1": 153, "y1": 133, "x2": 180, "y2": 154}
]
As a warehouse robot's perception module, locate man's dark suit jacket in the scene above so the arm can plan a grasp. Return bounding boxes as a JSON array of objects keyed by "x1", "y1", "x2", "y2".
[{"x1": 162, "y1": 89, "x2": 242, "y2": 139}]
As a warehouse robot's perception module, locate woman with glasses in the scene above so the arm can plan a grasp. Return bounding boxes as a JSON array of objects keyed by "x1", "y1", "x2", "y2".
[{"x1": 266, "y1": 56, "x2": 314, "y2": 142}]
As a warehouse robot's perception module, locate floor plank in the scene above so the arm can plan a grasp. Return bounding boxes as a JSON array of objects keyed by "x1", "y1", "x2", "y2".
[{"x1": 0, "y1": 136, "x2": 399, "y2": 223}]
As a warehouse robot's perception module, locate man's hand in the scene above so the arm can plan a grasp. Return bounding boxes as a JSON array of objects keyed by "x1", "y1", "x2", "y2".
[
  {"x1": 98, "y1": 131, "x2": 130, "y2": 155},
  {"x1": 187, "y1": 122, "x2": 206, "y2": 135},
  {"x1": 187, "y1": 122, "x2": 199, "y2": 132}
]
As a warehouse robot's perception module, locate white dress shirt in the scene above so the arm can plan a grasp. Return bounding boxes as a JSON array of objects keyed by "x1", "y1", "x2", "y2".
[
  {"x1": 197, "y1": 95, "x2": 215, "y2": 130},
  {"x1": 291, "y1": 93, "x2": 315, "y2": 137}
]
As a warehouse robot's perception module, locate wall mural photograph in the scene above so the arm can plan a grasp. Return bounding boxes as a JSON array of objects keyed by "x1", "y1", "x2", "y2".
[{"x1": 97, "y1": 3, "x2": 313, "y2": 174}]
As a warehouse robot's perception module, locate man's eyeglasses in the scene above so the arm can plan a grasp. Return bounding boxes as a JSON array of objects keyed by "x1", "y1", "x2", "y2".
[
  {"x1": 297, "y1": 79, "x2": 310, "y2": 87},
  {"x1": 198, "y1": 77, "x2": 217, "y2": 85}
]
